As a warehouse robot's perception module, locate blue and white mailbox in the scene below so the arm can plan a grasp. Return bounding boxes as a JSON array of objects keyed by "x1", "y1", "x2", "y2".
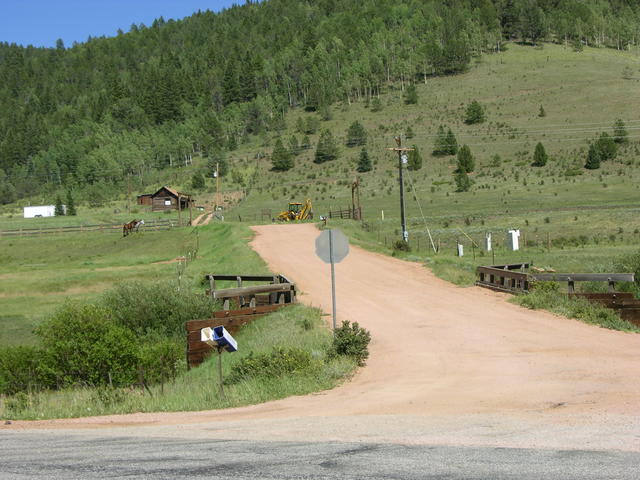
[
  {"x1": 200, "y1": 326, "x2": 238, "y2": 353},
  {"x1": 200, "y1": 326, "x2": 238, "y2": 396}
]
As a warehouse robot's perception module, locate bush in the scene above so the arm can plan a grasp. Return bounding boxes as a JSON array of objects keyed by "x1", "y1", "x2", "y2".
[
  {"x1": 0, "y1": 346, "x2": 54, "y2": 395},
  {"x1": 329, "y1": 320, "x2": 371, "y2": 366},
  {"x1": 35, "y1": 303, "x2": 140, "y2": 387},
  {"x1": 138, "y1": 336, "x2": 185, "y2": 386},
  {"x1": 392, "y1": 240, "x2": 411, "y2": 254},
  {"x1": 226, "y1": 346, "x2": 313, "y2": 384},
  {"x1": 101, "y1": 281, "x2": 215, "y2": 336}
]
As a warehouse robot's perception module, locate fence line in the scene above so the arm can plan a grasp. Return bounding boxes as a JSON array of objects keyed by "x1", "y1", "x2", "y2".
[{"x1": 0, "y1": 219, "x2": 176, "y2": 237}]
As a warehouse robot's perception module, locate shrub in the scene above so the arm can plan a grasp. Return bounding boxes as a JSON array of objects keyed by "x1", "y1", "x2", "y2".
[
  {"x1": 0, "y1": 346, "x2": 54, "y2": 395},
  {"x1": 392, "y1": 240, "x2": 411, "y2": 253},
  {"x1": 101, "y1": 281, "x2": 216, "y2": 336},
  {"x1": 329, "y1": 320, "x2": 371, "y2": 366},
  {"x1": 35, "y1": 303, "x2": 140, "y2": 388},
  {"x1": 226, "y1": 346, "x2": 313, "y2": 384},
  {"x1": 138, "y1": 336, "x2": 185, "y2": 386}
]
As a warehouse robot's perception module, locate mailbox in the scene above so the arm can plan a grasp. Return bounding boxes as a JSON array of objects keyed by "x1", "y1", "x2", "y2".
[{"x1": 200, "y1": 326, "x2": 238, "y2": 353}]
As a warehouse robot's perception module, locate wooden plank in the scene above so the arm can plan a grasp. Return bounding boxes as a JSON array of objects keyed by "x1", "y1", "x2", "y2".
[
  {"x1": 205, "y1": 274, "x2": 276, "y2": 282},
  {"x1": 212, "y1": 304, "x2": 283, "y2": 318},
  {"x1": 213, "y1": 283, "x2": 293, "y2": 299},
  {"x1": 531, "y1": 273, "x2": 634, "y2": 282}
]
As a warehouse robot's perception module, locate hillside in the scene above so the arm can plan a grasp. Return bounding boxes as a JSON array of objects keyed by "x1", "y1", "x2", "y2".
[{"x1": 1, "y1": 0, "x2": 640, "y2": 210}]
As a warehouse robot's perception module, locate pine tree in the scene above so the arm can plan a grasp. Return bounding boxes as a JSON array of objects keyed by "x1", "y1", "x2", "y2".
[
  {"x1": 456, "y1": 145, "x2": 475, "y2": 173},
  {"x1": 66, "y1": 190, "x2": 76, "y2": 216},
  {"x1": 191, "y1": 172, "x2": 206, "y2": 190},
  {"x1": 585, "y1": 143, "x2": 601, "y2": 170},
  {"x1": 455, "y1": 170, "x2": 472, "y2": 192},
  {"x1": 314, "y1": 129, "x2": 339, "y2": 164},
  {"x1": 596, "y1": 132, "x2": 617, "y2": 161},
  {"x1": 289, "y1": 135, "x2": 300, "y2": 156},
  {"x1": 532, "y1": 142, "x2": 548, "y2": 167},
  {"x1": 465, "y1": 100, "x2": 485, "y2": 124},
  {"x1": 407, "y1": 145, "x2": 423, "y2": 171},
  {"x1": 445, "y1": 128, "x2": 458, "y2": 155},
  {"x1": 301, "y1": 135, "x2": 311, "y2": 150},
  {"x1": 538, "y1": 105, "x2": 546, "y2": 117},
  {"x1": 271, "y1": 138, "x2": 293, "y2": 171},
  {"x1": 356, "y1": 148, "x2": 372, "y2": 173},
  {"x1": 613, "y1": 119, "x2": 628, "y2": 144},
  {"x1": 346, "y1": 120, "x2": 367, "y2": 147},
  {"x1": 405, "y1": 126, "x2": 415, "y2": 139},
  {"x1": 371, "y1": 97, "x2": 383, "y2": 112},
  {"x1": 432, "y1": 126, "x2": 448, "y2": 156},
  {"x1": 54, "y1": 195, "x2": 65, "y2": 216},
  {"x1": 404, "y1": 84, "x2": 418, "y2": 105}
]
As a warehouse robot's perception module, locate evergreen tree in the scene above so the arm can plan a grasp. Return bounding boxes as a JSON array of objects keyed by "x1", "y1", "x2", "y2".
[
  {"x1": 191, "y1": 172, "x2": 206, "y2": 190},
  {"x1": 346, "y1": 120, "x2": 367, "y2": 147},
  {"x1": 532, "y1": 142, "x2": 547, "y2": 167},
  {"x1": 271, "y1": 138, "x2": 293, "y2": 171},
  {"x1": 404, "y1": 84, "x2": 418, "y2": 105},
  {"x1": 613, "y1": 119, "x2": 628, "y2": 144},
  {"x1": 54, "y1": 195, "x2": 65, "y2": 216},
  {"x1": 405, "y1": 126, "x2": 415, "y2": 139},
  {"x1": 465, "y1": 100, "x2": 485, "y2": 124},
  {"x1": 288, "y1": 135, "x2": 300, "y2": 156},
  {"x1": 227, "y1": 135, "x2": 238, "y2": 151},
  {"x1": 314, "y1": 129, "x2": 339, "y2": 164},
  {"x1": 66, "y1": 190, "x2": 76, "y2": 216},
  {"x1": 456, "y1": 145, "x2": 475, "y2": 173},
  {"x1": 538, "y1": 105, "x2": 546, "y2": 117},
  {"x1": 445, "y1": 128, "x2": 458, "y2": 155},
  {"x1": 455, "y1": 170, "x2": 472, "y2": 192},
  {"x1": 585, "y1": 143, "x2": 601, "y2": 170},
  {"x1": 407, "y1": 145, "x2": 423, "y2": 171},
  {"x1": 432, "y1": 125, "x2": 448, "y2": 156},
  {"x1": 356, "y1": 148, "x2": 372, "y2": 173},
  {"x1": 295, "y1": 117, "x2": 306, "y2": 134},
  {"x1": 371, "y1": 97, "x2": 383, "y2": 112},
  {"x1": 595, "y1": 132, "x2": 617, "y2": 161},
  {"x1": 301, "y1": 135, "x2": 311, "y2": 150}
]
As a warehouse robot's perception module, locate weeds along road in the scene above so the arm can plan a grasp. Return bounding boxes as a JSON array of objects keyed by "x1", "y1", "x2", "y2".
[{"x1": 2, "y1": 223, "x2": 640, "y2": 477}]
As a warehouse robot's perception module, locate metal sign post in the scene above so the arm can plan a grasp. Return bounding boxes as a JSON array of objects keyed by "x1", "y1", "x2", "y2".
[{"x1": 315, "y1": 229, "x2": 349, "y2": 332}]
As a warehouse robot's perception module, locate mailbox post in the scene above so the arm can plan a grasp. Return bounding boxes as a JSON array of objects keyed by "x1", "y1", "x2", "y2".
[{"x1": 201, "y1": 326, "x2": 238, "y2": 396}]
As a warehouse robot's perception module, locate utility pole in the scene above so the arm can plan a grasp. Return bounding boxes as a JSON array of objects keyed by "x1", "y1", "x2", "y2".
[
  {"x1": 215, "y1": 162, "x2": 220, "y2": 212},
  {"x1": 387, "y1": 136, "x2": 413, "y2": 244}
]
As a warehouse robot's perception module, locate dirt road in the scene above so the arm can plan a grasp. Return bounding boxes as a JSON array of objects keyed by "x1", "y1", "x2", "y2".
[{"x1": 4, "y1": 223, "x2": 639, "y2": 451}]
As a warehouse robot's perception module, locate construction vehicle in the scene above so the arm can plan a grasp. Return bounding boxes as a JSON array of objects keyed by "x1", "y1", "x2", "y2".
[{"x1": 277, "y1": 199, "x2": 313, "y2": 221}]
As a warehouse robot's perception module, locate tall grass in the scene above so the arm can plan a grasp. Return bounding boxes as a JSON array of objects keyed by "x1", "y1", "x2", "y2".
[{"x1": 0, "y1": 306, "x2": 356, "y2": 420}]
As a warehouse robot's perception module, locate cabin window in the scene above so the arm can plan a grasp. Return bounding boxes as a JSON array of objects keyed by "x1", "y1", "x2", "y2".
[{"x1": 164, "y1": 199, "x2": 171, "y2": 206}]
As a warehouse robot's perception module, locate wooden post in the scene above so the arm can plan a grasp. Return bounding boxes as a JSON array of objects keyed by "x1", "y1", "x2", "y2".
[
  {"x1": 189, "y1": 197, "x2": 193, "y2": 226},
  {"x1": 178, "y1": 194, "x2": 182, "y2": 227}
]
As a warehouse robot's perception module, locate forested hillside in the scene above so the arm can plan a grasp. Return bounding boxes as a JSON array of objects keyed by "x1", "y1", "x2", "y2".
[{"x1": 1, "y1": 0, "x2": 639, "y2": 204}]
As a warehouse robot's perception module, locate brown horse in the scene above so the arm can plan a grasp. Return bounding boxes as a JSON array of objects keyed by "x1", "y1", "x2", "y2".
[{"x1": 123, "y1": 219, "x2": 144, "y2": 237}]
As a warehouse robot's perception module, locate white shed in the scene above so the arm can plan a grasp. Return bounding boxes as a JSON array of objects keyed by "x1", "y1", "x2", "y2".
[{"x1": 23, "y1": 205, "x2": 63, "y2": 218}]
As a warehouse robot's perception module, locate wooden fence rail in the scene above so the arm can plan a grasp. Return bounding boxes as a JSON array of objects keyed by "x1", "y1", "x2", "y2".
[
  {"x1": 185, "y1": 273, "x2": 297, "y2": 369},
  {"x1": 0, "y1": 219, "x2": 176, "y2": 237}
]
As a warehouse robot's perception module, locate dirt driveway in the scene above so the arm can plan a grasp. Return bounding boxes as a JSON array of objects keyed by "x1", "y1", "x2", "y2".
[{"x1": 5, "y1": 223, "x2": 639, "y2": 451}]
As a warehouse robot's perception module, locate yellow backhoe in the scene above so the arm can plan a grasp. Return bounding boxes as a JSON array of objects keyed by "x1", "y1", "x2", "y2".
[{"x1": 277, "y1": 199, "x2": 313, "y2": 222}]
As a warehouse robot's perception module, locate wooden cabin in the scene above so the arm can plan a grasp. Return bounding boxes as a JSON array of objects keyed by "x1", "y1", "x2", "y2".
[
  {"x1": 136, "y1": 194, "x2": 153, "y2": 206},
  {"x1": 150, "y1": 186, "x2": 194, "y2": 212}
]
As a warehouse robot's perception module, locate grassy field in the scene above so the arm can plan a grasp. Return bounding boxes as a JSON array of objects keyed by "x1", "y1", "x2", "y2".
[
  {"x1": 0, "y1": 222, "x2": 360, "y2": 420},
  {"x1": 0, "y1": 223, "x2": 268, "y2": 345}
]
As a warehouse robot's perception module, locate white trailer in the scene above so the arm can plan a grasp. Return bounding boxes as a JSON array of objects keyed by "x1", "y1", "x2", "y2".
[{"x1": 23, "y1": 205, "x2": 63, "y2": 218}]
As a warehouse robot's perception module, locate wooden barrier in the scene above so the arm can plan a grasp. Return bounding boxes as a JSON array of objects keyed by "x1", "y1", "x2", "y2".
[
  {"x1": 327, "y1": 206, "x2": 362, "y2": 220},
  {"x1": 185, "y1": 304, "x2": 289, "y2": 369},
  {"x1": 0, "y1": 219, "x2": 176, "y2": 237},
  {"x1": 476, "y1": 265, "x2": 531, "y2": 293},
  {"x1": 186, "y1": 273, "x2": 298, "y2": 368}
]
